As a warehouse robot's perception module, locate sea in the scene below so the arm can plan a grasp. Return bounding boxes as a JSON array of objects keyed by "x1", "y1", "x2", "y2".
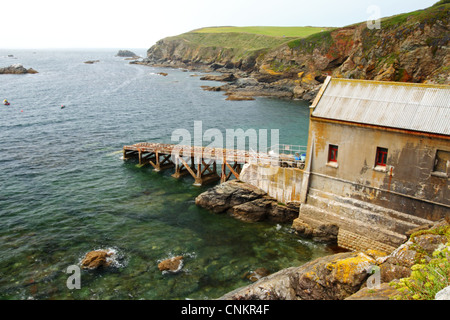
[{"x1": 0, "y1": 49, "x2": 335, "y2": 300}]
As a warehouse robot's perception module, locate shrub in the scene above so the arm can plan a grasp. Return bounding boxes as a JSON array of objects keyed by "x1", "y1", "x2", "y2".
[{"x1": 391, "y1": 243, "x2": 450, "y2": 300}]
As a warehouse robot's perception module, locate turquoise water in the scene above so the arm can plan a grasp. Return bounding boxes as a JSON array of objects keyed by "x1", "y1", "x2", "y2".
[{"x1": 0, "y1": 49, "x2": 333, "y2": 300}]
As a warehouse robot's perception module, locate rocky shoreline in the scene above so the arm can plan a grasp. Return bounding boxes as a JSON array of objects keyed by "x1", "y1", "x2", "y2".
[
  {"x1": 131, "y1": 59, "x2": 321, "y2": 102},
  {"x1": 195, "y1": 181, "x2": 450, "y2": 300}
]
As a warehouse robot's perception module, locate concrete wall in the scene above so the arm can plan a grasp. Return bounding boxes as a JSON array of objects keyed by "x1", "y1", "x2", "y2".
[
  {"x1": 240, "y1": 163, "x2": 304, "y2": 204},
  {"x1": 307, "y1": 119, "x2": 449, "y2": 221}
]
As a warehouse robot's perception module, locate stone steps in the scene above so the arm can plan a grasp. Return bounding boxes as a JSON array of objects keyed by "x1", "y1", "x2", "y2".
[
  {"x1": 306, "y1": 188, "x2": 431, "y2": 235},
  {"x1": 298, "y1": 188, "x2": 434, "y2": 252}
]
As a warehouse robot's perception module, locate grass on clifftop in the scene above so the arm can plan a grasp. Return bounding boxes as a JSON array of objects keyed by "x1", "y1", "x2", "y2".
[{"x1": 193, "y1": 26, "x2": 332, "y2": 38}]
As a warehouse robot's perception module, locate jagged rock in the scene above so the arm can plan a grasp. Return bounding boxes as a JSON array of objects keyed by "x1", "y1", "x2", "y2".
[
  {"x1": 81, "y1": 250, "x2": 113, "y2": 269},
  {"x1": 0, "y1": 64, "x2": 38, "y2": 74},
  {"x1": 292, "y1": 218, "x2": 339, "y2": 244},
  {"x1": 196, "y1": 181, "x2": 299, "y2": 223},
  {"x1": 231, "y1": 198, "x2": 273, "y2": 222},
  {"x1": 200, "y1": 73, "x2": 235, "y2": 82},
  {"x1": 195, "y1": 181, "x2": 266, "y2": 214},
  {"x1": 201, "y1": 85, "x2": 222, "y2": 91},
  {"x1": 158, "y1": 256, "x2": 183, "y2": 273},
  {"x1": 116, "y1": 50, "x2": 138, "y2": 57},
  {"x1": 235, "y1": 78, "x2": 259, "y2": 87},
  {"x1": 220, "y1": 252, "x2": 375, "y2": 300},
  {"x1": 157, "y1": 72, "x2": 168, "y2": 76}
]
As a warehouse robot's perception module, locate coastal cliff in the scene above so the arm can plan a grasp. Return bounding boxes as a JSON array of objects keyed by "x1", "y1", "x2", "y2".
[{"x1": 139, "y1": 2, "x2": 449, "y2": 101}]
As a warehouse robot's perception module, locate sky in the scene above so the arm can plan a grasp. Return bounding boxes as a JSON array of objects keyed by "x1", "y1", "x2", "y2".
[{"x1": 0, "y1": 0, "x2": 439, "y2": 49}]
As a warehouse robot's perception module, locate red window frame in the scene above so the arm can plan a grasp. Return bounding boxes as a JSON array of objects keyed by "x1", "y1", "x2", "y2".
[
  {"x1": 328, "y1": 145, "x2": 338, "y2": 163},
  {"x1": 375, "y1": 147, "x2": 388, "y2": 166}
]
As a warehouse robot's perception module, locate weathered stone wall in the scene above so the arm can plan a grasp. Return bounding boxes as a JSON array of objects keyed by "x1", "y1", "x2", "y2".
[
  {"x1": 239, "y1": 163, "x2": 304, "y2": 204},
  {"x1": 307, "y1": 119, "x2": 449, "y2": 220}
]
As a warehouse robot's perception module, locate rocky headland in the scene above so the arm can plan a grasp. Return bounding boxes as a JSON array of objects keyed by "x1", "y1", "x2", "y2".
[
  {"x1": 135, "y1": 2, "x2": 449, "y2": 102},
  {"x1": 0, "y1": 64, "x2": 38, "y2": 74}
]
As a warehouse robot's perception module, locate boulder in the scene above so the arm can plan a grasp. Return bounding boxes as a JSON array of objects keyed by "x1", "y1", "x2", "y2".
[
  {"x1": 195, "y1": 181, "x2": 266, "y2": 214},
  {"x1": 81, "y1": 250, "x2": 113, "y2": 269},
  {"x1": 291, "y1": 252, "x2": 375, "y2": 300},
  {"x1": 158, "y1": 256, "x2": 183, "y2": 273},
  {"x1": 196, "y1": 181, "x2": 298, "y2": 223}
]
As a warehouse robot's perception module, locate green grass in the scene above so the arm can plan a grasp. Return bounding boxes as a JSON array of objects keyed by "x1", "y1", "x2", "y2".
[
  {"x1": 193, "y1": 26, "x2": 331, "y2": 38},
  {"x1": 381, "y1": 2, "x2": 449, "y2": 29},
  {"x1": 169, "y1": 31, "x2": 291, "y2": 50}
]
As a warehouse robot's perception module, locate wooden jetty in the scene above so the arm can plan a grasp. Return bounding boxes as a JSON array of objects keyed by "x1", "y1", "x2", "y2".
[{"x1": 123, "y1": 142, "x2": 299, "y2": 186}]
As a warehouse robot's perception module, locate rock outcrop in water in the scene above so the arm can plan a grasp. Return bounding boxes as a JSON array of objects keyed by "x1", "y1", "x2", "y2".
[
  {"x1": 195, "y1": 181, "x2": 299, "y2": 223},
  {"x1": 116, "y1": 50, "x2": 138, "y2": 58},
  {"x1": 81, "y1": 250, "x2": 114, "y2": 269},
  {"x1": 158, "y1": 256, "x2": 184, "y2": 273},
  {"x1": 0, "y1": 64, "x2": 38, "y2": 74},
  {"x1": 140, "y1": 2, "x2": 449, "y2": 102}
]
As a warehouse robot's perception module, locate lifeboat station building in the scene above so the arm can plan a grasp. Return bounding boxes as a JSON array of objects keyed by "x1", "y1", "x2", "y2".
[{"x1": 292, "y1": 77, "x2": 449, "y2": 252}]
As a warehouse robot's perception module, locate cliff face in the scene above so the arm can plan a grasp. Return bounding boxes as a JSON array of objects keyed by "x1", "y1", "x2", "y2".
[
  {"x1": 262, "y1": 4, "x2": 449, "y2": 85},
  {"x1": 143, "y1": 3, "x2": 449, "y2": 101}
]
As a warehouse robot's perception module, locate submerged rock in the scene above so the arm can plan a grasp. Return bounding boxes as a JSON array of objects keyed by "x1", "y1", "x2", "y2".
[
  {"x1": 158, "y1": 256, "x2": 184, "y2": 273},
  {"x1": 84, "y1": 60, "x2": 100, "y2": 64},
  {"x1": 244, "y1": 268, "x2": 271, "y2": 282}
]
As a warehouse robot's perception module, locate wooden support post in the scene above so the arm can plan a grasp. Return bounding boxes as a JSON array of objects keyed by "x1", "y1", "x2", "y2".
[
  {"x1": 194, "y1": 156, "x2": 202, "y2": 186},
  {"x1": 226, "y1": 161, "x2": 240, "y2": 181}
]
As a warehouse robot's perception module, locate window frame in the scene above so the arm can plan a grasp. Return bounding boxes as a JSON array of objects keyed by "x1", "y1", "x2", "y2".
[
  {"x1": 375, "y1": 147, "x2": 388, "y2": 167},
  {"x1": 431, "y1": 149, "x2": 450, "y2": 178},
  {"x1": 328, "y1": 144, "x2": 338, "y2": 163}
]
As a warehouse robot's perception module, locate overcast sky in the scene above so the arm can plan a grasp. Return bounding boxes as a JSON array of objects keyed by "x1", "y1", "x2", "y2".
[{"x1": 1, "y1": 0, "x2": 438, "y2": 49}]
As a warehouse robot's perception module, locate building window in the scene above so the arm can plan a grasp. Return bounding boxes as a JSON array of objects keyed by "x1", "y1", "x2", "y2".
[
  {"x1": 375, "y1": 147, "x2": 388, "y2": 167},
  {"x1": 432, "y1": 150, "x2": 450, "y2": 178},
  {"x1": 327, "y1": 145, "x2": 338, "y2": 168},
  {"x1": 328, "y1": 145, "x2": 338, "y2": 162}
]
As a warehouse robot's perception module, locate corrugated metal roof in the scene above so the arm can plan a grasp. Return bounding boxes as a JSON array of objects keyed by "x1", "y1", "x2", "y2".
[{"x1": 311, "y1": 78, "x2": 450, "y2": 136}]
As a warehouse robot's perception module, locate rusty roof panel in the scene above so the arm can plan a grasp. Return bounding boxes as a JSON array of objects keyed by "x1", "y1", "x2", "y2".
[{"x1": 312, "y1": 78, "x2": 450, "y2": 136}]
